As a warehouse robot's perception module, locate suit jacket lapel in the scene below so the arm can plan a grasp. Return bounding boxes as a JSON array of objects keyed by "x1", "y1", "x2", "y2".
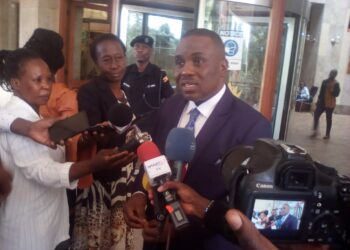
[
  {"x1": 193, "y1": 88, "x2": 235, "y2": 162},
  {"x1": 167, "y1": 95, "x2": 187, "y2": 129},
  {"x1": 155, "y1": 94, "x2": 187, "y2": 152}
]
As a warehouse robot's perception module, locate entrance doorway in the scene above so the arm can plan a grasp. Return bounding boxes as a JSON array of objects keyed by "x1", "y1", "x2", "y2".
[{"x1": 60, "y1": 0, "x2": 116, "y2": 88}]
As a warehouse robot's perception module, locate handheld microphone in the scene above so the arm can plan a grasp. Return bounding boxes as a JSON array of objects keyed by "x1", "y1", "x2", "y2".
[
  {"x1": 137, "y1": 141, "x2": 168, "y2": 223},
  {"x1": 107, "y1": 103, "x2": 134, "y2": 134},
  {"x1": 78, "y1": 104, "x2": 149, "y2": 189},
  {"x1": 107, "y1": 103, "x2": 151, "y2": 152},
  {"x1": 137, "y1": 141, "x2": 189, "y2": 230},
  {"x1": 165, "y1": 128, "x2": 196, "y2": 181}
]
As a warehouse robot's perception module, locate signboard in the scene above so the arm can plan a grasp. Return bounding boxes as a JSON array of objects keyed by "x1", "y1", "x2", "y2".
[{"x1": 220, "y1": 30, "x2": 243, "y2": 71}]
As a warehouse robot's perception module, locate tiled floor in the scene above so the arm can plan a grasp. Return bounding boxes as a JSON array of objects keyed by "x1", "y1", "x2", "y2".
[{"x1": 285, "y1": 110, "x2": 350, "y2": 177}]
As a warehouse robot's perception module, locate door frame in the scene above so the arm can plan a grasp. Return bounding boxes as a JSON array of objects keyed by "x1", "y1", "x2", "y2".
[{"x1": 58, "y1": 0, "x2": 118, "y2": 88}]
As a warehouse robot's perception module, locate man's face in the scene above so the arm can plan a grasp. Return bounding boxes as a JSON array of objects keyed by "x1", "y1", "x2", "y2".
[
  {"x1": 12, "y1": 58, "x2": 53, "y2": 111},
  {"x1": 174, "y1": 36, "x2": 227, "y2": 103},
  {"x1": 133, "y1": 43, "x2": 152, "y2": 63},
  {"x1": 96, "y1": 40, "x2": 126, "y2": 82},
  {"x1": 329, "y1": 70, "x2": 337, "y2": 79},
  {"x1": 280, "y1": 205, "x2": 289, "y2": 216}
]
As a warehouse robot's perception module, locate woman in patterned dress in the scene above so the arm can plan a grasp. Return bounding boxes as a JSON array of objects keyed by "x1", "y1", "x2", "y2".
[{"x1": 73, "y1": 34, "x2": 142, "y2": 250}]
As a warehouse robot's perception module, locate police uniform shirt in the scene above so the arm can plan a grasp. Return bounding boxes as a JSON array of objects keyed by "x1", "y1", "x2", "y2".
[{"x1": 122, "y1": 62, "x2": 174, "y2": 132}]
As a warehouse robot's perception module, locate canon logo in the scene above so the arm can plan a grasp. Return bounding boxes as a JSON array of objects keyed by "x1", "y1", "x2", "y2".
[{"x1": 256, "y1": 183, "x2": 274, "y2": 189}]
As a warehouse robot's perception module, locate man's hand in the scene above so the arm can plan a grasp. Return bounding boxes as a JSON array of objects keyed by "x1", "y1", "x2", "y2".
[
  {"x1": 143, "y1": 219, "x2": 161, "y2": 242},
  {"x1": 157, "y1": 181, "x2": 210, "y2": 218},
  {"x1": 225, "y1": 209, "x2": 278, "y2": 250},
  {"x1": 227, "y1": 209, "x2": 329, "y2": 250},
  {"x1": 0, "y1": 164, "x2": 12, "y2": 201},
  {"x1": 123, "y1": 193, "x2": 147, "y2": 228},
  {"x1": 142, "y1": 218, "x2": 173, "y2": 243}
]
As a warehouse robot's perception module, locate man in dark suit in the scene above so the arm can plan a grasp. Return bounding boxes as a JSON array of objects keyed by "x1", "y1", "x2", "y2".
[
  {"x1": 123, "y1": 28, "x2": 272, "y2": 250},
  {"x1": 279, "y1": 204, "x2": 298, "y2": 230}
]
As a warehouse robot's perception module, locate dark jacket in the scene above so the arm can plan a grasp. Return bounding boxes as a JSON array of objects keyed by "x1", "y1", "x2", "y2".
[
  {"x1": 138, "y1": 88, "x2": 272, "y2": 250},
  {"x1": 317, "y1": 79, "x2": 340, "y2": 108},
  {"x1": 122, "y1": 63, "x2": 174, "y2": 133},
  {"x1": 280, "y1": 214, "x2": 298, "y2": 230}
]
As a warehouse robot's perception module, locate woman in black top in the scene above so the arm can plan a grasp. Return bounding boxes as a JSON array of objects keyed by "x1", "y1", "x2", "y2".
[{"x1": 74, "y1": 34, "x2": 139, "y2": 250}]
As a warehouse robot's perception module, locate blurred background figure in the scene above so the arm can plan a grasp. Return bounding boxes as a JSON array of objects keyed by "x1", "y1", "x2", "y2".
[
  {"x1": 312, "y1": 69, "x2": 341, "y2": 139},
  {"x1": 296, "y1": 82, "x2": 310, "y2": 101}
]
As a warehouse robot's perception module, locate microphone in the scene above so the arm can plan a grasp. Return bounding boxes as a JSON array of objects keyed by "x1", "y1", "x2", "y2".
[
  {"x1": 165, "y1": 128, "x2": 196, "y2": 181},
  {"x1": 107, "y1": 103, "x2": 151, "y2": 152},
  {"x1": 107, "y1": 103, "x2": 134, "y2": 134},
  {"x1": 138, "y1": 141, "x2": 168, "y2": 223},
  {"x1": 78, "y1": 104, "x2": 149, "y2": 189},
  {"x1": 137, "y1": 141, "x2": 189, "y2": 230},
  {"x1": 85, "y1": 103, "x2": 133, "y2": 135}
]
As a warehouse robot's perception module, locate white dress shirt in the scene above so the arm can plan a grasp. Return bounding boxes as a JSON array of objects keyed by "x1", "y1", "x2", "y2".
[
  {"x1": 177, "y1": 85, "x2": 226, "y2": 137},
  {"x1": 0, "y1": 96, "x2": 77, "y2": 250}
]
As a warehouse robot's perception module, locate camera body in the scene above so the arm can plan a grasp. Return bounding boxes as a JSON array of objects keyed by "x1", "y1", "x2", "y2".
[{"x1": 222, "y1": 139, "x2": 350, "y2": 245}]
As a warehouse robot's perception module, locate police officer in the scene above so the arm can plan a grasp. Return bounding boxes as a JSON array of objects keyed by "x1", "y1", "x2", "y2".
[{"x1": 122, "y1": 35, "x2": 174, "y2": 133}]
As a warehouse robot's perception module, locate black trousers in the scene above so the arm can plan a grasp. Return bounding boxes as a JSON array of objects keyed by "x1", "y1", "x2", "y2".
[{"x1": 313, "y1": 104, "x2": 334, "y2": 136}]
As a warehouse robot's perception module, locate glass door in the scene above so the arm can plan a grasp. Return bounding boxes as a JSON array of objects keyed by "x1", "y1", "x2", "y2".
[
  {"x1": 198, "y1": 0, "x2": 296, "y2": 138},
  {"x1": 119, "y1": 4, "x2": 194, "y2": 84}
]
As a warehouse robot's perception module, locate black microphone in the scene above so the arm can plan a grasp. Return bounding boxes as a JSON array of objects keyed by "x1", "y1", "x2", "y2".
[
  {"x1": 107, "y1": 103, "x2": 151, "y2": 152},
  {"x1": 107, "y1": 103, "x2": 133, "y2": 133},
  {"x1": 165, "y1": 128, "x2": 196, "y2": 181}
]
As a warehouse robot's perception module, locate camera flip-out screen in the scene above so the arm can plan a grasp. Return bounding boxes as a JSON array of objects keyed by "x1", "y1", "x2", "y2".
[{"x1": 251, "y1": 199, "x2": 305, "y2": 231}]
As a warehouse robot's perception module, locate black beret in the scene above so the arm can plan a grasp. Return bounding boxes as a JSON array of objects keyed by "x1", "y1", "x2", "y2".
[
  {"x1": 130, "y1": 35, "x2": 154, "y2": 48},
  {"x1": 24, "y1": 28, "x2": 65, "y2": 73}
]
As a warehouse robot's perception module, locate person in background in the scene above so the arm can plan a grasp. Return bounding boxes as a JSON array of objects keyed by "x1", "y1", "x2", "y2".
[
  {"x1": 312, "y1": 69, "x2": 341, "y2": 140},
  {"x1": 74, "y1": 33, "x2": 141, "y2": 250},
  {"x1": 278, "y1": 204, "x2": 298, "y2": 230},
  {"x1": 296, "y1": 82, "x2": 310, "y2": 101},
  {"x1": 0, "y1": 48, "x2": 134, "y2": 250},
  {"x1": 256, "y1": 210, "x2": 269, "y2": 229},
  {"x1": 267, "y1": 208, "x2": 280, "y2": 229},
  {"x1": 122, "y1": 35, "x2": 174, "y2": 133},
  {"x1": 123, "y1": 28, "x2": 272, "y2": 250}
]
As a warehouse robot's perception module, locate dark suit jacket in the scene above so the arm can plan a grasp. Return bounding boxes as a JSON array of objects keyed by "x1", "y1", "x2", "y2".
[
  {"x1": 280, "y1": 214, "x2": 298, "y2": 230},
  {"x1": 141, "y1": 88, "x2": 272, "y2": 250}
]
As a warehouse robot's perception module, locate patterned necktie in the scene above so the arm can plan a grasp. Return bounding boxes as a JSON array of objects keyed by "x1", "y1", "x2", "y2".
[{"x1": 185, "y1": 108, "x2": 201, "y2": 133}]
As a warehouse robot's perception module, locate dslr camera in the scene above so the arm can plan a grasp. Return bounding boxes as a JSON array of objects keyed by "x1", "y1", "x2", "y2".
[{"x1": 222, "y1": 139, "x2": 350, "y2": 246}]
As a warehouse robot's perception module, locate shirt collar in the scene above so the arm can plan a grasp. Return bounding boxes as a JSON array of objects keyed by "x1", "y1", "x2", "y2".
[{"x1": 185, "y1": 85, "x2": 226, "y2": 118}]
